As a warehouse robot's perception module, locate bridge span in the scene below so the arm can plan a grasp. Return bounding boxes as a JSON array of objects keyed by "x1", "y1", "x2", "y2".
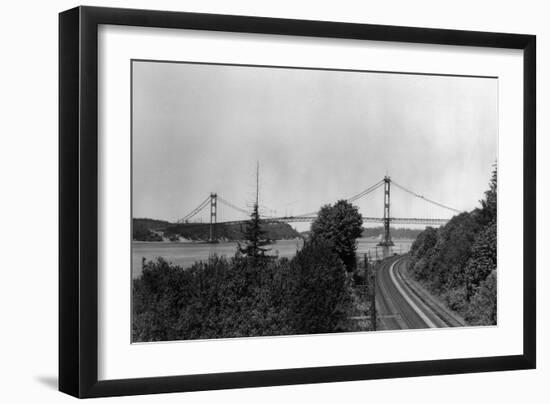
[
  {"x1": 219, "y1": 216, "x2": 449, "y2": 226},
  {"x1": 176, "y1": 176, "x2": 461, "y2": 244}
]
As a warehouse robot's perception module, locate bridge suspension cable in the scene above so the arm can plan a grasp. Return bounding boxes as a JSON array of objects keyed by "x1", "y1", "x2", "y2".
[
  {"x1": 176, "y1": 196, "x2": 211, "y2": 223},
  {"x1": 280, "y1": 180, "x2": 385, "y2": 218},
  {"x1": 347, "y1": 180, "x2": 385, "y2": 203},
  {"x1": 391, "y1": 180, "x2": 461, "y2": 214},
  {"x1": 217, "y1": 196, "x2": 251, "y2": 216}
]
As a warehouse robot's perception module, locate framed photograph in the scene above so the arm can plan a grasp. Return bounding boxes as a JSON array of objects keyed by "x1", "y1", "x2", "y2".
[{"x1": 59, "y1": 6, "x2": 536, "y2": 398}]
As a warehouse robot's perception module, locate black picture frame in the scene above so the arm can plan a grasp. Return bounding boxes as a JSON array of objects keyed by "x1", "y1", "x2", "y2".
[{"x1": 59, "y1": 5, "x2": 536, "y2": 398}]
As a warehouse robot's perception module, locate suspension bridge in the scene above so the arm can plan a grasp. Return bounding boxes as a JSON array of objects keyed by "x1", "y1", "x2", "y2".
[{"x1": 175, "y1": 176, "x2": 462, "y2": 247}]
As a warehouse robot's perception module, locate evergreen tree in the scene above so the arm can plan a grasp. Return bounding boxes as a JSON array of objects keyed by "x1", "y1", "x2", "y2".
[
  {"x1": 478, "y1": 163, "x2": 497, "y2": 226},
  {"x1": 238, "y1": 203, "x2": 271, "y2": 260}
]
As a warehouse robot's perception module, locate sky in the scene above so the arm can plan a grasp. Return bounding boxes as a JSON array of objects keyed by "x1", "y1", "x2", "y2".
[{"x1": 132, "y1": 60, "x2": 497, "y2": 228}]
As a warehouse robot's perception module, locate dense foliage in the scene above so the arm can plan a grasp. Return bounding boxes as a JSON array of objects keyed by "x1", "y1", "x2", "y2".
[
  {"x1": 132, "y1": 239, "x2": 354, "y2": 341},
  {"x1": 409, "y1": 166, "x2": 497, "y2": 325},
  {"x1": 311, "y1": 200, "x2": 364, "y2": 272}
]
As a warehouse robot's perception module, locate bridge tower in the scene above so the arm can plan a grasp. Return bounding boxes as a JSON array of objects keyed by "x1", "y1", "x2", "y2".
[
  {"x1": 209, "y1": 192, "x2": 217, "y2": 242},
  {"x1": 378, "y1": 176, "x2": 394, "y2": 256}
]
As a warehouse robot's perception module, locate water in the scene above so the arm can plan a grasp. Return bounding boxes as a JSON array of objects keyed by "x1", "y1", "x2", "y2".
[{"x1": 132, "y1": 237, "x2": 414, "y2": 278}]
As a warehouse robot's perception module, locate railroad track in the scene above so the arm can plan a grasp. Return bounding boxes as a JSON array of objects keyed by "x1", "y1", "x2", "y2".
[{"x1": 375, "y1": 255, "x2": 466, "y2": 330}]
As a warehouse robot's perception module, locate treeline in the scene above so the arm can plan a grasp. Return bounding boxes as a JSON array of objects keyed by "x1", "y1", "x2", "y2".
[
  {"x1": 362, "y1": 227, "x2": 422, "y2": 239},
  {"x1": 409, "y1": 167, "x2": 497, "y2": 326},
  {"x1": 133, "y1": 199, "x2": 368, "y2": 342},
  {"x1": 132, "y1": 218, "x2": 300, "y2": 241},
  {"x1": 133, "y1": 240, "x2": 354, "y2": 341}
]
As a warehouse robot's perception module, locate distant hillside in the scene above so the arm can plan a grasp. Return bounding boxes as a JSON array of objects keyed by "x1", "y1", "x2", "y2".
[
  {"x1": 362, "y1": 226, "x2": 423, "y2": 239},
  {"x1": 133, "y1": 218, "x2": 300, "y2": 242},
  {"x1": 133, "y1": 218, "x2": 171, "y2": 241},
  {"x1": 164, "y1": 222, "x2": 300, "y2": 241}
]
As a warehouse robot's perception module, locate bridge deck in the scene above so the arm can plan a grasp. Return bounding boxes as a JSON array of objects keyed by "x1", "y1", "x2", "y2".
[{"x1": 216, "y1": 216, "x2": 449, "y2": 226}]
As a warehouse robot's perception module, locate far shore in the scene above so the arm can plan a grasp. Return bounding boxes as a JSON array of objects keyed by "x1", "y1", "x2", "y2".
[{"x1": 132, "y1": 236, "x2": 417, "y2": 244}]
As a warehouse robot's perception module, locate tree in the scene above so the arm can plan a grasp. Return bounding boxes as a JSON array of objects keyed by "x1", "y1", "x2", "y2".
[
  {"x1": 406, "y1": 166, "x2": 497, "y2": 325},
  {"x1": 430, "y1": 212, "x2": 480, "y2": 291},
  {"x1": 238, "y1": 203, "x2": 271, "y2": 261},
  {"x1": 465, "y1": 270, "x2": 497, "y2": 325},
  {"x1": 310, "y1": 200, "x2": 363, "y2": 272},
  {"x1": 409, "y1": 226, "x2": 438, "y2": 281},
  {"x1": 286, "y1": 238, "x2": 353, "y2": 333},
  {"x1": 410, "y1": 227, "x2": 438, "y2": 258},
  {"x1": 464, "y1": 221, "x2": 496, "y2": 299},
  {"x1": 477, "y1": 163, "x2": 497, "y2": 226}
]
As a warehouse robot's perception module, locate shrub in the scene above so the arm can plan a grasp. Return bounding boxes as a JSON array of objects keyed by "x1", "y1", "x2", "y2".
[
  {"x1": 441, "y1": 286, "x2": 469, "y2": 314},
  {"x1": 465, "y1": 270, "x2": 497, "y2": 326}
]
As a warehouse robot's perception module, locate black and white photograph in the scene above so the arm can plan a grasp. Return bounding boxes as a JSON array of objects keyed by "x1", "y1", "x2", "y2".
[
  {"x1": 131, "y1": 60, "x2": 498, "y2": 342},
  {"x1": 0, "y1": 0, "x2": 544, "y2": 401}
]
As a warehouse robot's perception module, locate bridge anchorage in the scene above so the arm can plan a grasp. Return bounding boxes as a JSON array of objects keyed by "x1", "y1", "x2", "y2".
[{"x1": 176, "y1": 176, "x2": 462, "y2": 250}]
